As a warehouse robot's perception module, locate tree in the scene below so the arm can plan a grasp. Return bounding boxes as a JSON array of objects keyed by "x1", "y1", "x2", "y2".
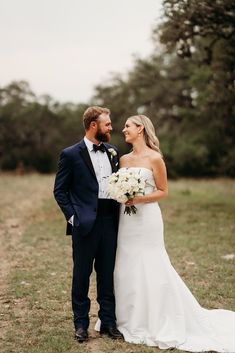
[
  {"x1": 156, "y1": 0, "x2": 235, "y2": 176},
  {"x1": 0, "y1": 81, "x2": 84, "y2": 172}
]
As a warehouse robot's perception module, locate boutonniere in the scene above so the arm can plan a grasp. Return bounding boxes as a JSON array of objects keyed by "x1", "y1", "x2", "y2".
[{"x1": 108, "y1": 148, "x2": 117, "y2": 159}]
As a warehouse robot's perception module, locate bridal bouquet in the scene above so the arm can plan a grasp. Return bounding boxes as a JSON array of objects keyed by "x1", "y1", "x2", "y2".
[{"x1": 108, "y1": 169, "x2": 145, "y2": 215}]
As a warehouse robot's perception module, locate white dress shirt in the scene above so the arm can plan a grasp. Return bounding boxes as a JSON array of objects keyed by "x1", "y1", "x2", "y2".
[
  {"x1": 69, "y1": 137, "x2": 112, "y2": 226},
  {"x1": 84, "y1": 136, "x2": 112, "y2": 198}
]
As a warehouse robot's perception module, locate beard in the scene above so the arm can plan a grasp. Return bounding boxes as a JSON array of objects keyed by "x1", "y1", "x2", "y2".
[{"x1": 95, "y1": 128, "x2": 110, "y2": 142}]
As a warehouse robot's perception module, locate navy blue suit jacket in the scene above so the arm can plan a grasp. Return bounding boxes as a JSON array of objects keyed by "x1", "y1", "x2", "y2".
[{"x1": 53, "y1": 139, "x2": 119, "y2": 236}]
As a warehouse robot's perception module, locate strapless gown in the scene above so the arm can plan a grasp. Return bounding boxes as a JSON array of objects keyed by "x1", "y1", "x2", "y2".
[{"x1": 112, "y1": 167, "x2": 235, "y2": 352}]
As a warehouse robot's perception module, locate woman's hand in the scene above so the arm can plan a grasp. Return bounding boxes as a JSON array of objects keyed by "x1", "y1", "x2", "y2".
[{"x1": 125, "y1": 196, "x2": 142, "y2": 206}]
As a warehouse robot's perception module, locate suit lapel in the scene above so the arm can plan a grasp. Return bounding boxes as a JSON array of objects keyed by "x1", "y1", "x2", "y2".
[
  {"x1": 105, "y1": 145, "x2": 118, "y2": 173},
  {"x1": 79, "y1": 139, "x2": 118, "y2": 178},
  {"x1": 79, "y1": 140, "x2": 97, "y2": 180}
]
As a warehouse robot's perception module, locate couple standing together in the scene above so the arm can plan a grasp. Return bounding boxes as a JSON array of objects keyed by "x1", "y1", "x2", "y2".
[{"x1": 54, "y1": 106, "x2": 235, "y2": 352}]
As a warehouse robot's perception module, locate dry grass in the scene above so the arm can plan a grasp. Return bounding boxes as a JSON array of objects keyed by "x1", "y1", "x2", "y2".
[{"x1": 0, "y1": 174, "x2": 234, "y2": 353}]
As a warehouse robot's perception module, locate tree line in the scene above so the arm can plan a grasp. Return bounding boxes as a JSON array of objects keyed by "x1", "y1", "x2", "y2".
[{"x1": 1, "y1": 0, "x2": 234, "y2": 177}]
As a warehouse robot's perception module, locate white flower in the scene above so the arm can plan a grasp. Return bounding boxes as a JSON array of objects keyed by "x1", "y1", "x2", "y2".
[
  {"x1": 107, "y1": 169, "x2": 146, "y2": 215},
  {"x1": 108, "y1": 148, "x2": 117, "y2": 158},
  {"x1": 116, "y1": 194, "x2": 128, "y2": 203}
]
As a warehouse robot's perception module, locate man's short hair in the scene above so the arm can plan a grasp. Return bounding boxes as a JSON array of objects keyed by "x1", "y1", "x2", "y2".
[{"x1": 83, "y1": 106, "x2": 110, "y2": 130}]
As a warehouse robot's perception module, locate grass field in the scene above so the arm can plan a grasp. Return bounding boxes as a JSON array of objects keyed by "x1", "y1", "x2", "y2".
[{"x1": 0, "y1": 174, "x2": 234, "y2": 353}]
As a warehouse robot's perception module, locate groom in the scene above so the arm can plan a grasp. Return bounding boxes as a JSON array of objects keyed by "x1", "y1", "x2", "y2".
[{"x1": 53, "y1": 106, "x2": 123, "y2": 342}]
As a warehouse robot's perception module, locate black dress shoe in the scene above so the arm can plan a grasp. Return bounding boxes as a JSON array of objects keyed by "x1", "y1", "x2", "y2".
[
  {"x1": 75, "y1": 327, "x2": 88, "y2": 342},
  {"x1": 100, "y1": 325, "x2": 124, "y2": 340}
]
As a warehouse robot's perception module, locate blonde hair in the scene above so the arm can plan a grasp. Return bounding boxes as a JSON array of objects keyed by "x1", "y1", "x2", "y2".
[{"x1": 128, "y1": 115, "x2": 162, "y2": 155}]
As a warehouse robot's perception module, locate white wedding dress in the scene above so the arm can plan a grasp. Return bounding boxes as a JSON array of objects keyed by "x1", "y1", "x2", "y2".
[{"x1": 113, "y1": 167, "x2": 235, "y2": 352}]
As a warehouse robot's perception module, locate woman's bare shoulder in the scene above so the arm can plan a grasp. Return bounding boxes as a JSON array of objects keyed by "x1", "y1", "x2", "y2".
[
  {"x1": 120, "y1": 153, "x2": 132, "y2": 167},
  {"x1": 149, "y1": 150, "x2": 163, "y2": 162}
]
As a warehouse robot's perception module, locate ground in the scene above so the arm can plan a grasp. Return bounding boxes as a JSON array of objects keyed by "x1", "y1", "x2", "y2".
[{"x1": 0, "y1": 174, "x2": 234, "y2": 353}]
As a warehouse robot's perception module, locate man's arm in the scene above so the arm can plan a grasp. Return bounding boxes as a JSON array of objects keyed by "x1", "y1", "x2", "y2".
[{"x1": 53, "y1": 150, "x2": 75, "y2": 221}]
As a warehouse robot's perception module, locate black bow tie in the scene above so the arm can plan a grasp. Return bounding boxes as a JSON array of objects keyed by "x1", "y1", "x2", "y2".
[{"x1": 93, "y1": 143, "x2": 106, "y2": 153}]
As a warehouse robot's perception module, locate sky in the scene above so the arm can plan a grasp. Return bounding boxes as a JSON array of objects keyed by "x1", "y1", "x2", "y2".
[{"x1": 0, "y1": 0, "x2": 163, "y2": 103}]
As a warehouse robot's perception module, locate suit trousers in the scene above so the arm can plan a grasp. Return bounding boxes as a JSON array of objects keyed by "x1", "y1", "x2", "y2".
[{"x1": 71, "y1": 199, "x2": 118, "y2": 330}]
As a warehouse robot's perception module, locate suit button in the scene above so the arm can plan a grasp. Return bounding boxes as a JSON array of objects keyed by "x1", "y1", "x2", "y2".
[{"x1": 94, "y1": 208, "x2": 97, "y2": 212}]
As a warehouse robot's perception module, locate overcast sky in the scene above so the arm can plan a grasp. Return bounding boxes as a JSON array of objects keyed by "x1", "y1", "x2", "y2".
[{"x1": 0, "y1": 0, "x2": 163, "y2": 103}]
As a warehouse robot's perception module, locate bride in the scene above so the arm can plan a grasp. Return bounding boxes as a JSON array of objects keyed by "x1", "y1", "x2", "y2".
[{"x1": 113, "y1": 115, "x2": 235, "y2": 352}]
